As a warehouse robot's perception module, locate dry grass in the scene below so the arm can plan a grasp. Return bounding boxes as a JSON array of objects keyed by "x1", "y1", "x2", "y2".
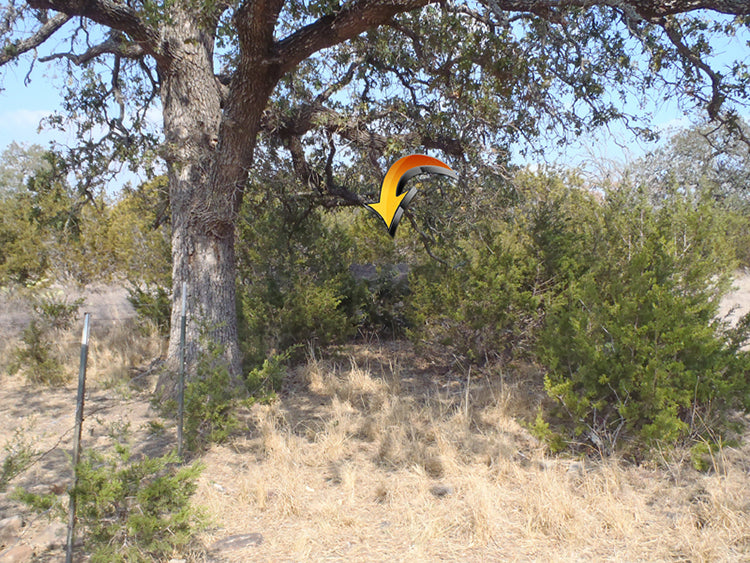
[
  {"x1": 2, "y1": 321, "x2": 164, "y2": 393},
  {"x1": 84, "y1": 319, "x2": 166, "y2": 390},
  {"x1": 0, "y1": 307, "x2": 173, "y2": 561},
  {"x1": 0, "y1": 283, "x2": 164, "y2": 391},
  {"x1": 192, "y1": 343, "x2": 750, "y2": 561}
]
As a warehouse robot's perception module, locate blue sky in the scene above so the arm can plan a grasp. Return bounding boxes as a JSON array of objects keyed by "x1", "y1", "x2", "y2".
[
  {"x1": 0, "y1": 55, "x2": 162, "y2": 190},
  {"x1": 1, "y1": 65, "x2": 70, "y2": 148}
]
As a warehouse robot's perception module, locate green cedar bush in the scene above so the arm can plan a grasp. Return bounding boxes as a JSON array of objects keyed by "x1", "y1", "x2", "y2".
[
  {"x1": 245, "y1": 347, "x2": 292, "y2": 396},
  {"x1": 537, "y1": 186, "x2": 750, "y2": 452},
  {"x1": 0, "y1": 427, "x2": 37, "y2": 492},
  {"x1": 127, "y1": 284, "x2": 172, "y2": 336},
  {"x1": 405, "y1": 168, "x2": 749, "y2": 455},
  {"x1": 74, "y1": 448, "x2": 203, "y2": 562},
  {"x1": 406, "y1": 170, "x2": 595, "y2": 362},
  {"x1": 13, "y1": 444, "x2": 203, "y2": 562},
  {"x1": 184, "y1": 340, "x2": 241, "y2": 451},
  {"x1": 236, "y1": 195, "x2": 362, "y2": 367},
  {"x1": 8, "y1": 290, "x2": 83, "y2": 385},
  {"x1": 8, "y1": 319, "x2": 67, "y2": 385},
  {"x1": 31, "y1": 291, "x2": 85, "y2": 330},
  {"x1": 355, "y1": 264, "x2": 412, "y2": 338},
  {"x1": 0, "y1": 150, "x2": 171, "y2": 287}
]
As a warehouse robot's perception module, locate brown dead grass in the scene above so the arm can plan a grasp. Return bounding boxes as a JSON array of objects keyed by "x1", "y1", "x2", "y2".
[
  {"x1": 0, "y1": 283, "x2": 163, "y2": 390},
  {"x1": 1, "y1": 318, "x2": 164, "y2": 392},
  {"x1": 192, "y1": 343, "x2": 750, "y2": 562},
  {"x1": 0, "y1": 298, "x2": 170, "y2": 560}
]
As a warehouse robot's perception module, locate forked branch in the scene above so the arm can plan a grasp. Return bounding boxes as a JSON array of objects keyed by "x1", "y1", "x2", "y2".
[{"x1": 0, "y1": 12, "x2": 70, "y2": 66}]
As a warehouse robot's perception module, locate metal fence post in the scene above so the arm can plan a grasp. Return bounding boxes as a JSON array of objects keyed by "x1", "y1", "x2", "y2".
[
  {"x1": 66, "y1": 312, "x2": 91, "y2": 563},
  {"x1": 177, "y1": 282, "x2": 187, "y2": 459}
]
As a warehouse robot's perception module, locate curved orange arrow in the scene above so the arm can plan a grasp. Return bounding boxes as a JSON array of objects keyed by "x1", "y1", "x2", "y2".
[{"x1": 367, "y1": 154, "x2": 458, "y2": 237}]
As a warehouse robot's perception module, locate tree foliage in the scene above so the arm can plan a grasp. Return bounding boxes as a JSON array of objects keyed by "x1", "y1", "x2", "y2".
[
  {"x1": 537, "y1": 183, "x2": 748, "y2": 453},
  {"x1": 1, "y1": 0, "x2": 749, "y2": 381},
  {"x1": 406, "y1": 165, "x2": 750, "y2": 453},
  {"x1": 0, "y1": 144, "x2": 170, "y2": 287},
  {"x1": 630, "y1": 120, "x2": 750, "y2": 265},
  {"x1": 407, "y1": 170, "x2": 593, "y2": 362},
  {"x1": 0, "y1": 144, "x2": 72, "y2": 283}
]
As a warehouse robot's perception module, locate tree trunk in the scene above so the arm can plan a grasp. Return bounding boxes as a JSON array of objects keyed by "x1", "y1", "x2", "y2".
[
  {"x1": 154, "y1": 7, "x2": 281, "y2": 396},
  {"x1": 155, "y1": 9, "x2": 242, "y2": 395}
]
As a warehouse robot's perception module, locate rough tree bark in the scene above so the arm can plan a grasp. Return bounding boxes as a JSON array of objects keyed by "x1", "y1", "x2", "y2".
[
  {"x1": 158, "y1": 0, "x2": 434, "y2": 392},
  {"x1": 159, "y1": 6, "x2": 238, "y2": 391}
]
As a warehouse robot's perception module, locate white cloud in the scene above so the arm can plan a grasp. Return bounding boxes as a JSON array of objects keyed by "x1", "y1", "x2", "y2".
[{"x1": 0, "y1": 108, "x2": 51, "y2": 129}]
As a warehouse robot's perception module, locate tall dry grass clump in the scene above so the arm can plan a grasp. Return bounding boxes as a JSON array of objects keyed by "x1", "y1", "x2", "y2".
[
  {"x1": 0, "y1": 285, "x2": 165, "y2": 391},
  {"x1": 23, "y1": 318, "x2": 166, "y2": 391},
  {"x1": 85, "y1": 319, "x2": 166, "y2": 390}
]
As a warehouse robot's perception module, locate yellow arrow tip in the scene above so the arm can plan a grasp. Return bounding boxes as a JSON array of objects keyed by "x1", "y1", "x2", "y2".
[{"x1": 367, "y1": 191, "x2": 407, "y2": 229}]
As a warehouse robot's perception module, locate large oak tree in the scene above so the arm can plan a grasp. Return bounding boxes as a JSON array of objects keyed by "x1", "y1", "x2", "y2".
[{"x1": 1, "y1": 0, "x2": 748, "y2": 389}]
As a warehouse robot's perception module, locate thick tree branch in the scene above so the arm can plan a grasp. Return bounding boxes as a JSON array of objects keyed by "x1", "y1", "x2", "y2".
[
  {"x1": 271, "y1": 99, "x2": 463, "y2": 209},
  {"x1": 0, "y1": 12, "x2": 70, "y2": 66},
  {"x1": 713, "y1": 112, "x2": 750, "y2": 152},
  {"x1": 623, "y1": 0, "x2": 750, "y2": 17},
  {"x1": 215, "y1": 73, "x2": 231, "y2": 106},
  {"x1": 275, "y1": 0, "x2": 750, "y2": 82},
  {"x1": 235, "y1": 0, "x2": 286, "y2": 61},
  {"x1": 276, "y1": 0, "x2": 433, "y2": 75},
  {"x1": 26, "y1": 0, "x2": 163, "y2": 63}
]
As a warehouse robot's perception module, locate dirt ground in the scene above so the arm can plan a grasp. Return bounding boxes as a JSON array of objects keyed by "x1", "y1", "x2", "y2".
[{"x1": 0, "y1": 275, "x2": 749, "y2": 561}]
